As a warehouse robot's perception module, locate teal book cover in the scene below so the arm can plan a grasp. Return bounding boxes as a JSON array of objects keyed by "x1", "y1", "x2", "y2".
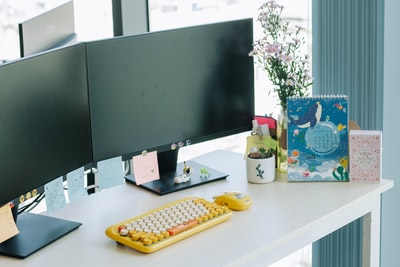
[{"x1": 287, "y1": 95, "x2": 349, "y2": 181}]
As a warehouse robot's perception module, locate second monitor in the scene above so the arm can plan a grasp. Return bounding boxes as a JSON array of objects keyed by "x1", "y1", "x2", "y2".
[{"x1": 86, "y1": 19, "x2": 254, "y2": 194}]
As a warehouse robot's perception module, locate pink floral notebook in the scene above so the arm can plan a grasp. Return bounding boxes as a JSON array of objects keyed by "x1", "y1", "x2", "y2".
[{"x1": 349, "y1": 130, "x2": 382, "y2": 183}]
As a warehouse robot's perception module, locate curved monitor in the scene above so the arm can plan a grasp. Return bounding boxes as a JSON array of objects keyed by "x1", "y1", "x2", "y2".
[
  {"x1": 0, "y1": 43, "x2": 92, "y2": 258},
  {"x1": 86, "y1": 19, "x2": 254, "y2": 194},
  {"x1": 87, "y1": 18, "x2": 254, "y2": 163},
  {"x1": 0, "y1": 43, "x2": 92, "y2": 206}
]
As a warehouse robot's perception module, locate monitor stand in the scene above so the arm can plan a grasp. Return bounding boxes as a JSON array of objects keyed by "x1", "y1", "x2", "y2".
[
  {"x1": 125, "y1": 150, "x2": 229, "y2": 195},
  {"x1": 0, "y1": 212, "x2": 81, "y2": 258}
]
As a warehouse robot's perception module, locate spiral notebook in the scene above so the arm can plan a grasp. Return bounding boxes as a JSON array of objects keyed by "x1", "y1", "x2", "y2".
[{"x1": 287, "y1": 95, "x2": 349, "y2": 181}]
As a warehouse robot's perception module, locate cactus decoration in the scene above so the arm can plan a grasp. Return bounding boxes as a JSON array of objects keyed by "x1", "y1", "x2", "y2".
[{"x1": 332, "y1": 165, "x2": 349, "y2": 181}]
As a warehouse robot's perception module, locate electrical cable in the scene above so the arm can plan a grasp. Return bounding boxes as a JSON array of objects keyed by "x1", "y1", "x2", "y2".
[{"x1": 17, "y1": 192, "x2": 45, "y2": 214}]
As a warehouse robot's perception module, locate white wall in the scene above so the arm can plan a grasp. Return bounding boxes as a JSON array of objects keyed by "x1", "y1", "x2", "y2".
[{"x1": 381, "y1": 0, "x2": 400, "y2": 266}]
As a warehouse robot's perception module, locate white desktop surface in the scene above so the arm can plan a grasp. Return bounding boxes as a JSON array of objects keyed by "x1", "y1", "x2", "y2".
[{"x1": 1, "y1": 150, "x2": 393, "y2": 267}]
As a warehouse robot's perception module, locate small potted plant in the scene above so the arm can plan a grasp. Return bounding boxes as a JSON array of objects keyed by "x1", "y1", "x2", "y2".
[{"x1": 246, "y1": 146, "x2": 276, "y2": 183}]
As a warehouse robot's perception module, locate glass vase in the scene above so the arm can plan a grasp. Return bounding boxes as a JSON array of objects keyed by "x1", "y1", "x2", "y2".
[{"x1": 277, "y1": 108, "x2": 288, "y2": 172}]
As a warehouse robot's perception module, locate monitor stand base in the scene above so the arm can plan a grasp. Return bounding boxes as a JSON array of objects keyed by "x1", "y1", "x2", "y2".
[
  {"x1": 0, "y1": 212, "x2": 81, "y2": 259},
  {"x1": 125, "y1": 160, "x2": 228, "y2": 195}
]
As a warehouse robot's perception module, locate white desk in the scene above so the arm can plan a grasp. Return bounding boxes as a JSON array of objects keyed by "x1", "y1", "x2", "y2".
[{"x1": 0, "y1": 150, "x2": 393, "y2": 267}]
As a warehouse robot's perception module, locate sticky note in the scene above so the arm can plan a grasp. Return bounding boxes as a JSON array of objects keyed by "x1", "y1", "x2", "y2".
[
  {"x1": 67, "y1": 167, "x2": 87, "y2": 203},
  {"x1": 0, "y1": 203, "x2": 19, "y2": 243},
  {"x1": 45, "y1": 177, "x2": 66, "y2": 214},
  {"x1": 132, "y1": 151, "x2": 160, "y2": 185},
  {"x1": 97, "y1": 156, "x2": 124, "y2": 190}
]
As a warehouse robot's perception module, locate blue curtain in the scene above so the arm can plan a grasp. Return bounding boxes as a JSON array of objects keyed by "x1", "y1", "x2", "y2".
[
  {"x1": 312, "y1": 0, "x2": 383, "y2": 130},
  {"x1": 311, "y1": 0, "x2": 384, "y2": 266}
]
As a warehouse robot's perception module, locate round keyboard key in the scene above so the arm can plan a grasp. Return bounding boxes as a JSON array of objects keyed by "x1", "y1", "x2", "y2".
[{"x1": 120, "y1": 228, "x2": 129, "y2": 236}]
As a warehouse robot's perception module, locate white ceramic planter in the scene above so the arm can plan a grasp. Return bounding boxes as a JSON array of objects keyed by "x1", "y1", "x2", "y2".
[{"x1": 246, "y1": 154, "x2": 276, "y2": 183}]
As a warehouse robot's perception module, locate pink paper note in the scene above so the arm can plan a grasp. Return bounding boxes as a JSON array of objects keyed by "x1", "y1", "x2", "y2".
[{"x1": 132, "y1": 151, "x2": 160, "y2": 185}]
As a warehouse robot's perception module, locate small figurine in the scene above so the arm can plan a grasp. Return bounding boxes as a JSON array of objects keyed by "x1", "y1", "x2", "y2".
[
  {"x1": 200, "y1": 167, "x2": 210, "y2": 179},
  {"x1": 183, "y1": 161, "x2": 192, "y2": 175}
]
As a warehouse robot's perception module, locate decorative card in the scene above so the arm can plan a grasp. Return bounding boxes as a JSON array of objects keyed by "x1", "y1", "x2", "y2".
[
  {"x1": 287, "y1": 95, "x2": 349, "y2": 181},
  {"x1": 349, "y1": 130, "x2": 382, "y2": 183}
]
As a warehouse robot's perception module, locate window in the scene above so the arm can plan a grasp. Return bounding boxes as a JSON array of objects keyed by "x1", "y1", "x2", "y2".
[
  {"x1": 149, "y1": 0, "x2": 312, "y2": 117},
  {"x1": 0, "y1": 0, "x2": 113, "y2": 61},
  {"x1": 1, "y1": 0, "x2": 311, "y2": 117}
]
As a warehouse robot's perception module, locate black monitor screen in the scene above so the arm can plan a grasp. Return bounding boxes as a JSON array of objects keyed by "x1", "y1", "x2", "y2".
[
  {"x1": 0, "y1": 43, "x2": 93, "y2": 206},
  {"x1": 87, "y1": 19, "x2": 254, "y2": 164}
]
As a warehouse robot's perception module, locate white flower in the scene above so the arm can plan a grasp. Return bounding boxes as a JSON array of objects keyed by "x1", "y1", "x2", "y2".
[
  {"x1": 264, "y1": 43, "x2": 281, "y2": 54},
  {"x1": 286, "y1": 78, "x2": 296, "y2": 86},
  {"x1": 292, "y1": 37, "x2": 301, "y2": 44},
  {"x1": 278, "y1": 54, "x2": 293, "y2": 63},
  {"x1": 258, "y1": 12, "x2": 267, "y2": 21},
  {"x1": 249, "y1": 1, "x2": 313, "y2": 110},
  {"x1": 270, "y1": 2, "x2": 281, "y2": 9}
]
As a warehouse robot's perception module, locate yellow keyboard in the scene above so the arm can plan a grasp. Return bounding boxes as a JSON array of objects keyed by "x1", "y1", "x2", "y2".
[{"x1": 105, "y1": 196, "x2": 233, "y2": 253}]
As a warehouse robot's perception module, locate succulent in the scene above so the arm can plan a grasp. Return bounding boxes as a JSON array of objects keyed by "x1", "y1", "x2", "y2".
[{"x1": 248, "y1": 147, "x2": 274, "y2": 159}]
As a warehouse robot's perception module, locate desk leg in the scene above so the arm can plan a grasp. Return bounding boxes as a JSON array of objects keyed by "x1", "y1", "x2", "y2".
[{"x1": 362, "y1": 194, "x2": 381, "y2": 267}]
